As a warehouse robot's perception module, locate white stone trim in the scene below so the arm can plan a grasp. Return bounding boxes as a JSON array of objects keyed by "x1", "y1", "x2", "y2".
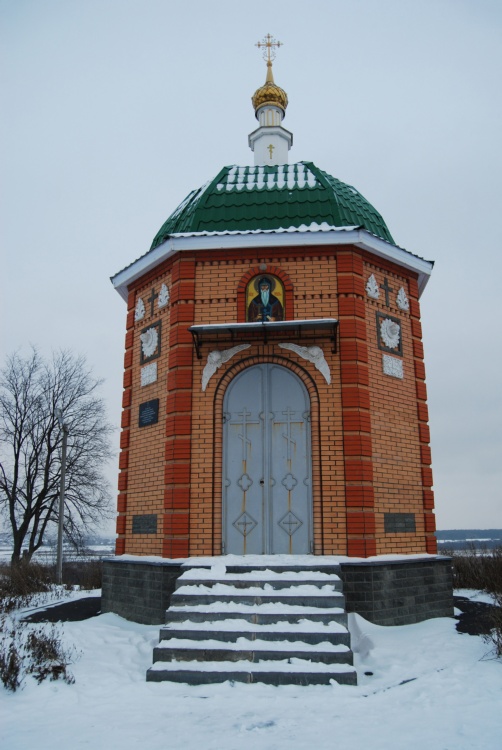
[
  {"x1": 112, "y1": 228, "x2": 433, "y2": 302},
  {"x1": 134, "y1": 297, "x2": 145, "y2": 321},
  {"x1": 396, "y1": 286, "x2": 410, "y2": 311},
  {"x1": 201, "y1": 344, "x2": 251, "y2": 391},
  {"x1": 380, "y1": 318, "x2": 401, "y2": 350},
  {"x1": 140, "y1": 326, "x2": 159, "y2": 359},
  {"x1": 278, "y1": 343, "x2": 331, "y2": 384},
  {"x1": 382, "y1": 355, "x2": 404, "y2": 379},
  {"x1": 141, "y1": 362, "x2": 157, "y2": 386},
  {"x1": 366, "y1": 274, "x2": 379, "y2": 299},
  {"x1": 158, "y1": 283, "x2": 170, "y2": 308}
]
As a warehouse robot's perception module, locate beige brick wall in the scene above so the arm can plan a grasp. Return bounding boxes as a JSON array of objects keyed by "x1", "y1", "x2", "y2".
[{"x1": 115, "y1": 244, "x2": 435, "y2": 558}]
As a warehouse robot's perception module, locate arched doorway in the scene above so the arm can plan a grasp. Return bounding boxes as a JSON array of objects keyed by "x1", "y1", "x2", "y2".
[{"x1": 223, "y1": 364, "x2": 312, "y2": 554}]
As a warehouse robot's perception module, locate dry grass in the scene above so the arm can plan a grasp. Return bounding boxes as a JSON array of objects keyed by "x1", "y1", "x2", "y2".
[
  {"x1": 442, "y1": 545, "x2": 502, "y2": 659},
  {"x1": 0, "y1": 558, "x2": 96, "y2": 691},
  {"x1": 442, "y1": 544, "x2": 502, "y2": 595},
  {"x1": 0, "y1": 560, "x2": 55, "y2": 614}
]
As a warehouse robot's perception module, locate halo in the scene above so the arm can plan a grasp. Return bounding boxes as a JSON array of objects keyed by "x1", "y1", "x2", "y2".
[{"x1": 253, "y1": 275, "x2": 276, "y2": 293}]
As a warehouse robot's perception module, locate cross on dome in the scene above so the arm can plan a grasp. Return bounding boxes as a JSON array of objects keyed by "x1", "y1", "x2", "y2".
[
  {"x1": 249, "y1": 33, "x2": 292, "y2": 166},
  {"x1": 255, "y1": 33, "x2": 283, "y2": 65}
]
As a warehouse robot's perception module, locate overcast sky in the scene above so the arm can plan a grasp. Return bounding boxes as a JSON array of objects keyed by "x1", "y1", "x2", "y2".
[{"x1": 2, "y1": 0, "x2": 501, "y2": 533}]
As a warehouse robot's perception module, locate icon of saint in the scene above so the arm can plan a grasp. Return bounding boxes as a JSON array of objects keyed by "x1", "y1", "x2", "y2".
[{"x1": 247, "y1": 276, "x2": 284, "y2": 322}]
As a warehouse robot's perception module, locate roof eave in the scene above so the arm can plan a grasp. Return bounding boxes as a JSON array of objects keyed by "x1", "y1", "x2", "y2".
[{"x1": 111, "y1": 228, "x2": 433, "y2": 302}]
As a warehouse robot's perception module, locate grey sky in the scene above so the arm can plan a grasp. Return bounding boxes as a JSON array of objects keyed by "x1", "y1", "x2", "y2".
[{"x1": 2, "y1": 0, "x2": 501, "y2": 532}]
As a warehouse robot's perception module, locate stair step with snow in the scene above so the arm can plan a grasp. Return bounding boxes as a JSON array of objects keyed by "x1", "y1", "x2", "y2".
[
  {"x1": 164, "y1": 604, "x2": 348, "y2": 626},
  {"x1": 158, "y1": 620, "x2": 351, "y2": 646},
  {"x1": 153, "y1": 638, "x2": 352, "y2": 664},
  {"x1": 147, "y1": 660, "x2": 357, "y2": 686},
  {"x1": 223, "y1": 564, "x2": 342, "y2": 576},
  {"x1": 176, "y1": 571, "x2": 344, "y2": 591},
  {"x1": 170, "y1": 586, "x2": 345, "y2": 609},
  {"x1": 146, "y1": 559, "x2": 357, "y2": 686}
]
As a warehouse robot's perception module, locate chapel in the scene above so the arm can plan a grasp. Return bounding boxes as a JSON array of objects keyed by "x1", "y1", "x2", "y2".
[{"x1": 103, "y1": 38, "x2": 451, "y2": 635}]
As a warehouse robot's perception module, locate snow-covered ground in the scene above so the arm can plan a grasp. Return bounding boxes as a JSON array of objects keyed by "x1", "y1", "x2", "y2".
[{"x1": 0, "y1": 590, "x2": 500, "y2": 750}]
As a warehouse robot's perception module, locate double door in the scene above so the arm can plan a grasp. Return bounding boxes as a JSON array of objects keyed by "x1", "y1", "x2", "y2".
[{"x1": 223, "y1": 364, "x2": 312, "y2": 554}]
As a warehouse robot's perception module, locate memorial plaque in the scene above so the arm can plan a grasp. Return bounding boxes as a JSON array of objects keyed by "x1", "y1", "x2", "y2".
[
  {"x1": 139, "y1": 398, "x2": 159, "y2": 427},
  {"x1": 132, "y1": 514, "x2": 157, "y2": 535},
  {"x1": 384, "y1": 513, "x2": 416, "y2": 533}
]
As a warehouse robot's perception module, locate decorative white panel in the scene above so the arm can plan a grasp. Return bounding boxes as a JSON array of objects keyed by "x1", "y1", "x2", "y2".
[
  {"x1": 158, "y1": 283, "x2": 170, "y2": 308},
  {"x1": 141, "y1": 362, "x2": 157, "y2": 386},
  {"x1": 380, "y1": 317, "x2": 401, "y2": 349},
  {"x1": 366, "y1": 274, "x2": 379, "y2": 299},
  {"x1": 201, "y1": 344, "x2": 251, "y2": 391},
  {"x1": 396, "y1": 286, "x2": 410, "y2": 311},
  {"x1": 140, "y1": 326, "x2": 159, "y2": 359},
  {"x1": 134, "y1": 297, "x2": 145, "y2": 321},
  {"x1": 278, "y1": 343, "x2": 331, "y2": 384},
  {"x1": 383, "y1": 355, "x2": 404, "y2": 379}
]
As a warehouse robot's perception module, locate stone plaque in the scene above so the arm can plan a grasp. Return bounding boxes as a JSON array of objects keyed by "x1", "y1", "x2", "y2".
[
  {"x1": 132, "y1": 514, "x2": 157, "y2": 535},
  {"x1": 382, "y1": 354, "x2": 404, "y2": 379},
  {"x1": 139, "y1": 398, "x2": 159, "y2": 427},
  {"x1": 384, "y1": 513, "x2": 416, "y2": 533},
  {"x1": 141, "y1": 362, "x2": 157, "y2": 387}
]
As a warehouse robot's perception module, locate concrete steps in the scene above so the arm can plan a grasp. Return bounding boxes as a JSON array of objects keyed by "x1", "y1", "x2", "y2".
[{"x1": 146, "y1": 560, "x2": 357, "y2": 686}]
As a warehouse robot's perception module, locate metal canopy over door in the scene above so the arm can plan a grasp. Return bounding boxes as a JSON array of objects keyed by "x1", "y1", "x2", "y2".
[{"x1": 223, "y1": 364, "x2": 312, "y2": 554}]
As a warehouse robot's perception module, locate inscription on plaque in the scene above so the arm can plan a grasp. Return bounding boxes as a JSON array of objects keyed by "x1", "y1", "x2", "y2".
[
  {"x1": 384, "y1": 513, "x2": 416, "y2": 533},
  {"x1": 139, "y1": 398, "x2": 159, "y2": 427},
  {"x1": 132, "y1": 514, "x2": 157, "y2": 535}
]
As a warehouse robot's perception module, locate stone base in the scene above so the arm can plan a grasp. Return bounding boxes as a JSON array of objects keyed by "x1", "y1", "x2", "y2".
[
  {"x1": 339, "y1": 556, "x2": 454, "y2": 626},
  {"x1": 101, "y1": 558, "x2": 183, "y2": 624},
  {"x1": 101, "y1": 555, "x2": 453, "y2": 626}
]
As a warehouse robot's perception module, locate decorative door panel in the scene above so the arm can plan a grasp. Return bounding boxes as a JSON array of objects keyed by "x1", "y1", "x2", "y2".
[
  {"x1": 223, "y1": 364, "x2": 312, "y2": 554},
  {"x1": 223, "y1": 366, "x2": 265, "y2": 555}
]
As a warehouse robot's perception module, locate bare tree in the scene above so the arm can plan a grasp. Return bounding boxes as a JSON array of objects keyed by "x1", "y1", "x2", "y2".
[{"x1": 0, "y1": 349, "x2": 114, "y2": 563}]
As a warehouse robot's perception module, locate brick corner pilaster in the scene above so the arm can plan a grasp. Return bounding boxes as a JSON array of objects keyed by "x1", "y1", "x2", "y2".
[{"x1": 337, "y1": 248, "x2": 375, "y2": 557}]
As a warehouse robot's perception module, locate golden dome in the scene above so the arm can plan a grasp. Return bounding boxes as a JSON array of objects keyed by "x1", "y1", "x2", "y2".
[{"x1": 251, "y1": 62, "x2": 288, "y2": 118}]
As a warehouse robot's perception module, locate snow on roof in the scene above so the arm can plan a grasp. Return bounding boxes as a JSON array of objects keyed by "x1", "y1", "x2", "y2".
[
  {"x1": 216, "y1": 163, "x2": 320, "y2": 192},
  {"x1": 170, "y1": 222, "x2": 357, "y2": 237}
]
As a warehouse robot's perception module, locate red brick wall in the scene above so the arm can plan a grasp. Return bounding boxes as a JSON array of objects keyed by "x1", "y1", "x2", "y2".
[
  {"x1": 115, "y1": 243, "x2": 435, "y2": 558},
  {"x1": 338, "y1": 250, "x2": 376, "y2": 557},
  {"x1": 362, "y1": 256, "x2": 435, "y2": 554}
]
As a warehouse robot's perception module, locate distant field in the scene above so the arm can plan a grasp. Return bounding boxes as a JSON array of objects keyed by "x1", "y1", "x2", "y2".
[
  {"x1": 1, "y1": 530, "x2": 500, "y2": 562},
  {"x1": 436, "y1": 529, "x2": 502, "y2": 552},
  {"x1": 0, "y1": 543, "x2": 115, "y2": 564}
]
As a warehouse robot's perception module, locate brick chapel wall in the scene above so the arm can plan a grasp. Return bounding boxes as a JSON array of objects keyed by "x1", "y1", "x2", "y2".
[
  {"x1": 116, "y1": 267, "x2": 173, "y2": 556},
  {"x1": 188, "y1": 249, "x2": 346, "y2": 556},
  {"x1": 361, "y1": 253, "x2": 436, "y2": 555},
  {"x1": 115, "y1": 243, "x2": 436, "y2": 558}
]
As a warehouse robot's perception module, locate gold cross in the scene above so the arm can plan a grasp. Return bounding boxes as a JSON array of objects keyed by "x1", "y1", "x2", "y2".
[
  {"x1": 255, "y1": 33, "x2": 283, "y2": 64},
  {"x1": 267, "y1": 144, "x2": 275, "y2": 159}
]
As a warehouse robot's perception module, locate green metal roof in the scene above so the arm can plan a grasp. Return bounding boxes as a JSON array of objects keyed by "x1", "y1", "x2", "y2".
[{"x1": 150, "y1": 161, "x2": 394, "y2": 250}]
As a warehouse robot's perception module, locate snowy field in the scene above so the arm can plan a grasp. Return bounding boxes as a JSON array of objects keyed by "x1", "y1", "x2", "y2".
[
  {"x1": 0, "y1": 544, "x2": 114, "y2": 564},
  {"x1": 1, "y1": 590, "x2": 500, "y2": 750}
]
